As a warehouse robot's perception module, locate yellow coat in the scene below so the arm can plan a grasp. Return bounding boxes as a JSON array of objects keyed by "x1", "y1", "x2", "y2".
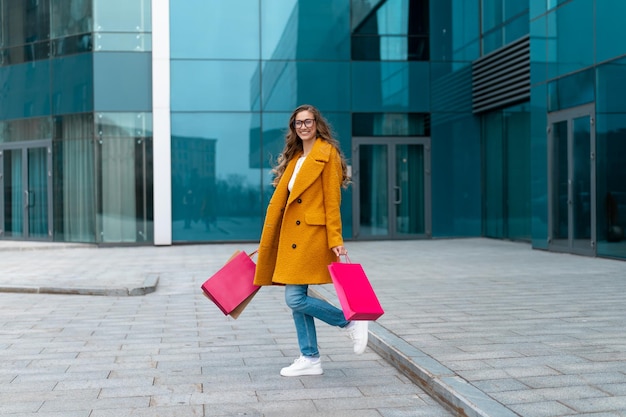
[{"x1": 254, "y1": 138, "x2": 344, "y2": 286}]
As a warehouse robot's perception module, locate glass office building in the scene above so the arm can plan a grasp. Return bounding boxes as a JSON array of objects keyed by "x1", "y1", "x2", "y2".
[{"x1": 1, "y1": 0, "x2": 625, "y2": 260}]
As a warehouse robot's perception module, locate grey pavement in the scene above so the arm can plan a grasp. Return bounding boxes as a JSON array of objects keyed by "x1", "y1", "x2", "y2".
[{"x1": 1, "y1": 239, "x2": 626, "y2": 416}]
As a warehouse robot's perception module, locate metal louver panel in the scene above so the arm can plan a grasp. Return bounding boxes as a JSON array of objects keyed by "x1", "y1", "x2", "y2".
[{"x1": 472, "y1": 35, "x2": 530, "y2": 113}]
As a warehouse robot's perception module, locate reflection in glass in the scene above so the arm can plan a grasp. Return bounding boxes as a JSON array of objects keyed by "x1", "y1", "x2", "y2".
[
  {"x1": 171, "y1": 113, "x2": 263, "y2": 242},
  {"x1": 171, "y1": 0, "x2": 259, "y2": 59},
  {"x1": 359, "y1": 144, "x2": 388, "y2": 237},
  {"x1": 0, "y1": 0, "x2": 50, "y2": 50},
  {"x1": 51, "y1": 0, "x2": 92, "y2": 39},
  {"x1": 352, "y1": 0, "x2": 429, "y2": 61},
  {"x1": 171, "y1": 61, "x2": 260, "y2": 111},
  {"x1": 262, "y1": 0, "x2": 349, "y2": 60}
]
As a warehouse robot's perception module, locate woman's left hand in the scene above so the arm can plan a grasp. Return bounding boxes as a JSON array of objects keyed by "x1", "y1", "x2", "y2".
[{"x1": 331, "y1": 245, "x2": 348, "y2": 257}]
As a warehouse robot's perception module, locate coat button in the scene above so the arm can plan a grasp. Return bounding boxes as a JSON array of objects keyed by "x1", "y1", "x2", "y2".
[
  {"x1": 297, "y1": 198, "x2": 302, "y2": 203},
  {"x1": 296, "y1": 220, "x2": 301, "y2": 225},
  {"x1": 292, "y1": 244, "x2": 297, "y2": 249}
]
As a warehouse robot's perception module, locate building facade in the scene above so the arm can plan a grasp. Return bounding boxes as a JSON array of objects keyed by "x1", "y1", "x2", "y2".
[{"x1": 1, "y1": 0, "x2": 625, "y2": 261}]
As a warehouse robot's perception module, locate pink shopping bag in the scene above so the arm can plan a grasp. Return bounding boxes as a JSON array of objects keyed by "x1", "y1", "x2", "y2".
[
  {"x1": 201, "y1": 250, "x2": 260, "y2": 319},
  {"x1": 328, "y1": 256, "x2": 384, "y2": 321}
]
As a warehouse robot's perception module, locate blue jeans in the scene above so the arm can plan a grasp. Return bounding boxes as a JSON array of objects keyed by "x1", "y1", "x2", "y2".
[{"x1": 284, "y1": 284, "x2": 350, "y2": 357}]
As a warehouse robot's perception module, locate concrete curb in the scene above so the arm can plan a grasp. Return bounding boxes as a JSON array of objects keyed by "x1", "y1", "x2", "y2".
[
  {"x1": 0, "y1": 274, "x2": 159, "y2": 297},
  {"x1": 312, "y1": 286, "x2": 522, "y2": 417}
]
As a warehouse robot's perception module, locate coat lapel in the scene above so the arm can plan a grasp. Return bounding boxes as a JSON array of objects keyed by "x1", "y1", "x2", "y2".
[{"x1": 287, "y1": 139, "x2": 331, "y2": 205}]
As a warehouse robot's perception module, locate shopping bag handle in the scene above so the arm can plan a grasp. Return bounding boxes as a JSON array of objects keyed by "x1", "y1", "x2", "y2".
[{"x1": 336, "y1": 254, "x2": 352, "y2": 263}]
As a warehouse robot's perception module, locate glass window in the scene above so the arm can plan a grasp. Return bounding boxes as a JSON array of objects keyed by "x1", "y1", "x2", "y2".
[
  {"x1": 51, "y1": 0, "x2": 92, "y2": 39},
  {"x1": 0, "y1": 0, "x2": 50, "y2": 48},
  {"x1": 51, "y1": 53, "x2": 94, "y2": 115},
  {"x1": 262, "y1": 0, "x2": 350, "y2": 60},
  {"x1": 352, "y1": 61, "x2": 429, "y2": 112},
  {"x1": 596, "y1": 114, "x2": 626, "y2": 259},
  {"x1": 596, "y1": 2, "x2": 626, "y2": 64},
  {"x1": 0, "y1": 61, "x2": 51, "y2": 120},
  {"x1": 482, "y1": 104, "x2": 531, "y2": 241},
  {"x1": 430, "y1": 113, "x2": 481, "y2": 236},
  {"x1": 171, "y1": 112, "x2": 263, "y2": 242},
  {"x1": 94, "y1": 113, "x2": 153, "y2": 243},
  {"x1": 352, "y1": 113, "x2": 430, "y2": 136},
  {"x1": 430, "y1": 0, "x2": 479, "y2": 62},
  {"x1": 597, "y1": 58, "x2": 626, "y2": 114},
  {"x1": 52, "y1": 114, "x2": 96, "y2": 243},
  {"x1": 352, "y1": 0, "x2": 428, "y2": 61},
  {"x1": 482, "y1": 0, "x2": 503, "y2": 33},
  {"x1": 547, "y1": 68, "x2": 594, "y2": 112},
  {"x1": 170, "y1": 0, "x2": 259, "y2": 59},
  {"x1": 93, "y1": 52, "x2": 151, "y2": 111},
  {"x1": 546, "y1": 0, "x2": 593, "y2": 78},
  {"x1": 261, "y1": 61, "x2": 350, "y2": 112},
  {"x1": 93, "y1": 0, "x2": 151, "y2": 32},
  {"x1": 171, "y1": 60, "x2": 260, "y2": 111},
  {"x1": 0, "y1": 117, "x2": 52, "y2": 143}
]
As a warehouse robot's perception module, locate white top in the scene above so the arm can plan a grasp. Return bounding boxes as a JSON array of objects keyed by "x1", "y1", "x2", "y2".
[{"x1": 288, "y1": 156, "x2": 306, "y2": 192}]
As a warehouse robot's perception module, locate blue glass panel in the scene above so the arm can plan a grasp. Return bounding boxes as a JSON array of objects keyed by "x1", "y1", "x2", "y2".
[
  {"x1": 171, "y1": 60, "x2": 260, "y2": 111},
  {"x1": 352, "y1": 62, "x2": 429, "y2": 112},
  {"x1": 171, "y1": 112, "x2": 263, "y2": 242},
  {"x1": 483, "y1": 27, "x2": 503, "y2": 54},
  {"x1": 547, "y1": 68, "x2": 594, "y2": 112},
  {"x1": 530, "y1": 1, "x2": 547, "y2": 19},
  {"x1": 93, "y1": 52, "x2": 151, "y2": 111},
  {"x1": 261, "y1": 61, "x2": 350, "y2": 112},
  {"x1": 430, "y1": 62, "x2": 472, "y2": 113},
  {"x1": 504, "y1": 13, "x2": 529, "y2": 44},
  {"x1": 530, "y1": 83, "x2": 548, "y2": 249},
  {"x1": 51, "y1": 53, "x2": 94, "y2": 115},
  {"x1": 482, "y1": 0, "x2": 503, "y2": 32},
  {"x1": 262, "y1": 0, "x2": 349, "y2": 60},
  {"x1": 430, "y1": 0, "x2": 480, "y2": 61},
  {"x1": 597, "y1": 57, "x2": 626, "y2": 114},
  {"x1": 0, "y1": 61, "x2": 51, "y2": 120},
  {"x1": 596, "y1": 1, "x2": 626, "y2": 63},
  {"x1": 596, "y1": 113, "x2": 626, "y2": 259},
  {"x1": 431, "y1": 113, "x2": 481, "y2": 237},
  {"x1": 93, "y1": 0, "x2": 151, "y2": 32},
  {"x1": 546, "y1": 0, "x2": 593, "y2": 78},
  {"x1": 530, "y1": 17, "x2": 547, "y2": 85},
  {"x1": 504, "y1": 0, "x2": 528, "y2": 21},
  {"x1": 170, "y1": 0, "x2": 259, "y2": 59}
]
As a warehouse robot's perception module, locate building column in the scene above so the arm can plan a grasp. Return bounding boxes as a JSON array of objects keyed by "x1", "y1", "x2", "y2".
[{"x1": 152, "y1": 0, "x2": 172, "y2": 245}]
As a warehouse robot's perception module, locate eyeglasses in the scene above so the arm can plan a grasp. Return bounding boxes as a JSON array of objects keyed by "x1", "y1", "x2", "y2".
[{"x1": 293, "y1": 119, "x2": 315, "y2": 129}]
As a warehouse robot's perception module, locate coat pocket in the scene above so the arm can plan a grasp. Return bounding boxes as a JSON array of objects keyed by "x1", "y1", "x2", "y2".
[{"x1": 305, "y1": 213, "x2": 326, "y2": 226}]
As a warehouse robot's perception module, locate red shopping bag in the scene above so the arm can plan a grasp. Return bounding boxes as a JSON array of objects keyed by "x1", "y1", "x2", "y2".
[
  {"x1": 201, "y1": 250, "x2": 260, "y2": 319},
  {"x1": 328, "y1": 256, "x2": 384, "y2": 321}
]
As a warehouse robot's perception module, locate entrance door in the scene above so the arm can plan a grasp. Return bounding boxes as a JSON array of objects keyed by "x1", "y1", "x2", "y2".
[
  {"x1": 548, "y1": 104, "x2": 595, "y2": 255},
  {"x1": 0, "y1": 142, "x2": 52, "y2": 240},
  {"x1": 352, "y1": 137, "x2": 431, "y2": 239}
]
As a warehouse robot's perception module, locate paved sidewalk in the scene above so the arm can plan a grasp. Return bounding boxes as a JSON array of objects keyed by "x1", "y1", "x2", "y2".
[{"x1": 1, "y1": 238, "x2": 626, "y2": 416}]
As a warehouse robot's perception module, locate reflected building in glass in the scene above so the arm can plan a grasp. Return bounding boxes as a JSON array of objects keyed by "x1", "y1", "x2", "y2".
[{"x1": 1, "y1": 0, "x2": 626, "y2": 261}]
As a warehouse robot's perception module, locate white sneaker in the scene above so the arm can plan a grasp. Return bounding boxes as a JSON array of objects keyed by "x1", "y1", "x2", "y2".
[
  {"x1": 280, "y1": 356, "x2": 323, "y2": 377},
  {"x1": 345, "y1": 321, "x2": 368, "y2": 354}
]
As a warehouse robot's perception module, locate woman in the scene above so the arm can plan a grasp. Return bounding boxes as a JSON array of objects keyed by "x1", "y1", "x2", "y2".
[{"x1": 254, "y1": 104, "x2": 368, "y2": 377}]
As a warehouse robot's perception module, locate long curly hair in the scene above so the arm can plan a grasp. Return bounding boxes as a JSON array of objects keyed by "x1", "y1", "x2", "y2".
[{"x1": 272, "y1": 104, "x2": 350, "y2": 188}]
